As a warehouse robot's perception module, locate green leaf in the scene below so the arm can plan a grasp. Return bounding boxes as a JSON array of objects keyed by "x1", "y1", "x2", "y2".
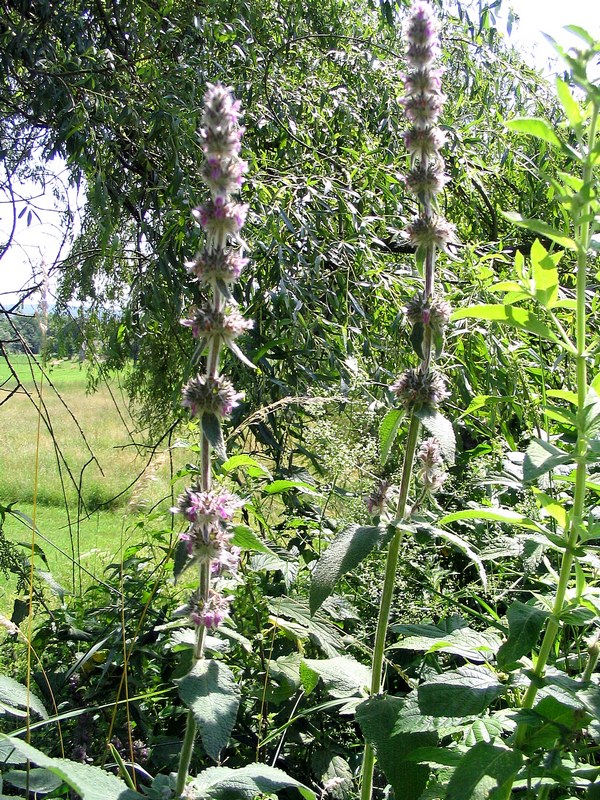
[
  {"x1": 0, "y1": 737, "x2": 140, "y2": 800},
  {"x1": 417, "y1": 665, "x2": 505, "y2": 717},
  {"x1": 231, "y1": 524, "x2": 277, "y2": 555},
  {"x1": 445, "y1": 741, "x2": 523, "y2": 800},
  {"x1": 262, "y1": 479, "x2": 319, "y2": 495},
  {"x1": 523, "y1": 438, "x2": 573, "y2": 482},
  {"x1": 379, "y1": 409, "x2": 403, "y2": 466},
  {"x1": 299, "y1": 661, "x2": 320, "y2": 695},
  {"x1": 317, "y1": 756, "x2": 353, "y2": 800},
  {"x1": 189, "y1": 763, "x2": 316, "y2": 800},
  {"x1": 300, "y1": 656, "x2": 371, "y2": 698},
  {"x1": 410, "y1": 320, "x2": 424, "y2": 358},
  {"x1": 0, "y1": 676, "x2": 48, "y2": 720},
  {"x1": 173, "y1": 538, "x2": 190, "y2": 582},
  {"x1": 309, "y1": 524, "x2": 389, "y2": 614},
  {"x1": 389, "y1": 626, "x2": 501, "y2": 663},
  {"x1": 415, "y1": 407, "x2": 456, "y2": 464},
  {"x1": 497, "y1": 601, "x2": 549, "y2": 669},
  {"x1": 268, "y1": 597, "x2": 345, "y2": 657},
  {"x1": 176, "y1": 660, "x2": 240, "y2": 761},
  {"x1": 220, "y1": 454, "x2": 271, "y2": 478},
  {"x1": 438, "y1": 508, "x2": 540, "y2": 530},
  {"x1": 502, "y1": 212, "x2": 577, "y2": 251},
  {"x1": 506, "y1": 116, "x2": 562, "y2": 147},
  {"x1": 451, "y1": 303, "x2": 558, "y2": 342},
  {"x1": 356, "y1": 696, "x2": 436, "y2": 800},
  {"x1": 3, "y1": 768, "x2": 63, "y2": 794},
  {"x1": 530, "y1": 239, "x2": 561, "y2": 308},
  {"x1": 202, "y1": 412, "x2": 226, "y2": 459}
]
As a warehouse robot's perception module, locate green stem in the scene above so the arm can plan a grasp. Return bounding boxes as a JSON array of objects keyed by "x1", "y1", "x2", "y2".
[
  {"x1": 512, "y1": 103, "x2": 597, "y2": 752},
  {"x1": 175, "y1": 710, "x2": 198, "y2": 797},
  {"x1": 360, "y1": 413, "x2": 421, "y2": 800}
]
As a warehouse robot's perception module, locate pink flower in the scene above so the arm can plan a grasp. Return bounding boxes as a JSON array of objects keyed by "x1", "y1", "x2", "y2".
[{"x1": 181, "y1": 374, "x2": 244, "y2": 418}]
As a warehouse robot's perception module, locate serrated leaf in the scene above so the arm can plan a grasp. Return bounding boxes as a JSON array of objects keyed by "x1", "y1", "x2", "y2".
[
  {"x1": 189, "y1": 763, "x2": 316, "y2": 800},
  {"x1": 523, "y1": 438, "x2": 572, "y2": 482},
  {"x1": 0, "y1": 676, "x2": 47, "y2": 720},
  {"x1": 445, "y1": 741, "x2": 523, "y2": 800},
  {"x1": 202, "y1": 412, "x2": 226, "y2": 459},
  {"x1": 268, "y1": 597, "x2": 345, "y2": 657},
  {"x1": 452, "y1": 303, "x2": 559, "y2": 342},
  {"x1": 356, "y1": 696, "x2": 436, "y2": 800},
  {"x1": 231, "y1": 524, "x2": 276, "y2": 555},
  {"x1": 506, "y1": 116, "x2": 562, "y2": 147},
  {"x1": 301, "y1": 657, "x2": 371, "y2": 698},
  {"x1": 176, "y1": 660, "x2": 240, "y2": 761},
  {"x1": 415, "y1": 407, "x2": 456, "y2": 464},
  {"x1": 502, "y1": 212, "x2": 577, "y2": 251},
  {"x1": 0, "y1": 737, "x2": 140, "y2": 800},
  {"x1": 389, "y1": 626, "x2": 501, "y2": 663},
  {"x1": 318, "y1": 756, "x2": 353, "y2": 800},
  {"x1": 379, "y1": 409, "x2": 403, "y2": 466},
  {"x1": 418, "y1": 665, "x2": 505, "y2": 717},
  {"x1": 496, "y1": 601, "x2": 549, "y2": 669},
  {"x1": 299, "y1": 661, "x2": 320, "y2": 695},
  {"x1": 309, "y1": 525, "x2": 389, "y2": 614}
]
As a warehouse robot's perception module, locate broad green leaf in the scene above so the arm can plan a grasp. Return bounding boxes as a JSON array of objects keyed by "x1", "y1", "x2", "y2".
[
  {"x1": 445, "y1": 741, "x2": 523, "y2": 800},
  {"x1": 189, "y1": 763, "x2": 316, "y2": 800},
  {"x1": 391, "y1": 693, "x2": 465, "y2": 736},
  {"x1": 176, "y1": 660, "x2": 240, "y2": 761},
  {"x1": 583, "y1": 386, "x2": 600, "y2": 436},
  {"x1": 310, "y1": 524, "x2": 389, "y2": 614},
  {"x1": 0, "y1": 737, "x2": 140, "y2": 800},
  {"x1": 3, "y1": 768, "x2": 63, "y2": 794},
  {"x1": 356, "y1": 696, "x2": 436, "y2": 800},
  {"x1": 231, "y1": 524, "x2": 277, "y2": 555},
  {"x1": 220, "y1": 454, "x2": 271, "y2": 478},
  {"x1": 530, "y1": 239, "x2": 561, "y2": 308},
  {"x1": 299, "y1": 661, "x2": 320, "y2": 695},
  {"x1": 415, "y1": 407, "x2": 456, "y2": 464},
  {"x1": 523, "y1": 438, "x2": 572, "y2": 482},
  {"x1": 502, "y1": 212, "x2": 577, "y2": 251},
  {"x1": 268, "y1": 597, "x2": 345, "y2": 657},
  {"x1": 496, "y1": 601, "x2": 549, "y2": 669},
  {"x1": 202, "y1": 412, "x2": 226, "y2": 460},
  {"x1": 0, "y1": 676, "x2": 48, "y2": 720},
  {"x1": 417, "y1": 665, "x2": 505, "y2": 717},
  {"x1": 438, "y1": 508, "x2": 540, "y2": 531},
  {"x1": 301, "y1": 656, "x2": 371, "y2": 698},
  {"x1": 533, "y1": 489, "x2": 568, "y2": 529},
  {"x1": 379, "y1": 408, "x2": 403, "y2": 466},
  {"x1": 506, "y1": 116, "x2": 562, "y2": 147},
  {"x1": 317, "y1": 756, "x2": 353, "y2": 800},
  {"x1": 451, "y1": 303, "x2": 558, "y2": 343},
  {"x1": 464, "y1": 716, "x2": 504, "y2": 747},
  {"x1": 389, "y1": 626, "x2": 501, "y2": 663}
]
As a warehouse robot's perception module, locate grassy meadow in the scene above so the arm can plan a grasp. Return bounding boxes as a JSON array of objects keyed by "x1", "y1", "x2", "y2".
[{"x1": 0, "y1": 353, "x2": 183, "y2": 614}]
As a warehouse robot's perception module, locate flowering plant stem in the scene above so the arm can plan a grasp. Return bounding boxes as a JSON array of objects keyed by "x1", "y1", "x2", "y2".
[{"x1": 492, "y1": 103, "x2": 599, "y2": 799}]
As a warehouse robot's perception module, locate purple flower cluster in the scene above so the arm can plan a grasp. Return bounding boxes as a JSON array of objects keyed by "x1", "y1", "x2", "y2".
[{"x1": 173, "y1": 486, "x2": 242, "y2": 578}]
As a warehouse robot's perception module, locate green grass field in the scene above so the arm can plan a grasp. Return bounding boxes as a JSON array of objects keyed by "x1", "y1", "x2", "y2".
[{"x1": 0, "y1": 354, "x2": 184, "y2": 615}]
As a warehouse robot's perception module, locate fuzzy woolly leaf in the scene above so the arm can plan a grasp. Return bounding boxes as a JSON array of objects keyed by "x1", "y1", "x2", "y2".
[
  {"x1": 301, "y1": 656, "x2": 371, "y2": 698},
  {"x1": 418, "y1": 665, "x2": 505, "y2": 717},
  {"x1": 415, "y1": 406, "x2": 455, "y2": 464},
  {"x1": 189, "y1": 763, "x2": 316, "y2": 800},
  {"x1": 356, "y1": 696, "x2": 436, "y2": 800},
  {"x1": 0, "y1": 676, "x2": 48, "y2": 720},
  {"x1": 496, "y1": 601, "x2": 549, "y2": 669},
  {"x1": 310, "y1": 525, "x2": 390, "y2": 614},
  {"x1": 202, "y1": 412, "x2": 226, "y2": 459},
  {"x1": 523, "y1": 438, "x2": 572, "y2": 482},
  {"x1": 446, "y1": 741, "x2": 523, "y2": 800},
  {"x1": 0, "y1": 737, "x2": 140, "y2": 800},
  {"x1": 176, "y1": 660, "x2": 240, "y2": 761},
  {"x1": 379, "y1": 409, "x2": 403, "y2": 466}
]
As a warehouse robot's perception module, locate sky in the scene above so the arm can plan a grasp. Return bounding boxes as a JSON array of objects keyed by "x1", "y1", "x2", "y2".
[{"x1": 1, "y1": 0, "x2": 599, "y2": 308}]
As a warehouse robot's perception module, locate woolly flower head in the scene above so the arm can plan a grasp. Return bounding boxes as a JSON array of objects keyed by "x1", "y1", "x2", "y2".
[
  {"x1": 173, "y1": 486, "x2": 241, "y2": 525},
  {"x1": 200, "y1": 82, "x2": 245, "y2": 157},
  {"x1": 404, "y1": 126, "x2": 447, "y2": 160},
  {"x1": 405, "y1": 162, "x2": 449, "y2": 198},
  {"x1": 405, "y1": 215, "x2": 457, "y2": 253},
  {"x1": 182, "y1": 374, "x2": 243, "y2": 418},
  {"x1": 406, "y1": 1, "x2": 440, "y2": 67},
  {"x1": 391, "y1": 367, "x2": 449, "y2": 411},
  {"x1": 181, "y1": 306, "x2": 253, "y2": 342},
  {"x1": 417, "y1": 437, "x2": 447, "y2": 493},
  {"x1": 192, "y1": 198, "x2": 248, "y2": 252},
  {"x1": 189, "y1": 589, "x2": 232, "y2": 629},
  {"x1": 405, "y1": 292, "x2": 452, "y2": 331},
  {"x1": 186, "y1": 249, "x2": 248, "y2": 288}
]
